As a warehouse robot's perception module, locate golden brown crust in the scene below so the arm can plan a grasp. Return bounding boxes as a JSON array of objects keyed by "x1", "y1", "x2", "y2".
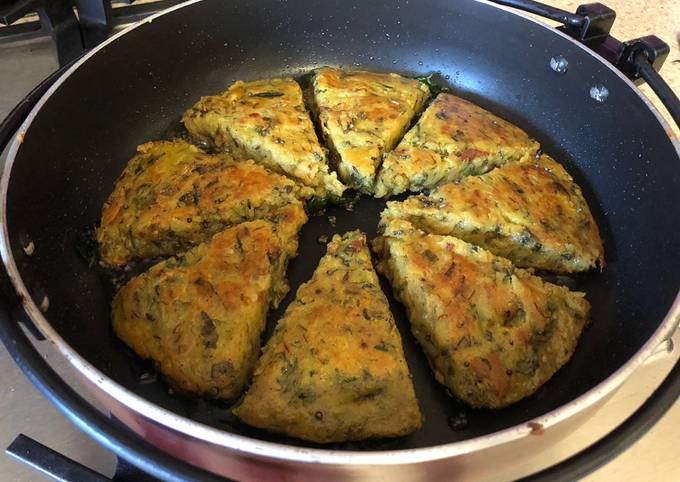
[
  {"x1": 182, "y1": 78, "x2": 346, "y2": 198},
  {"x1": 374, "y1": 93, "x2": 540, "y2": 197},
  {"x1": 234, "y1": 231, "x2": 422, "y2": 442},
  {"x1": 382, "y1": 155, "x2": 604, "y2": 272},
  {"x1": 313, "y1": 68, "x2": 429, "y2": 192},
  {"x1": 372, "y1": 218, "x2": 590, "y2": 408},
  {"x1": 111, "y1": 206, "x2": 307, "y2": 400},
  {"x1": 97, "y1": 139, "x2": 308, "y2": 266}
]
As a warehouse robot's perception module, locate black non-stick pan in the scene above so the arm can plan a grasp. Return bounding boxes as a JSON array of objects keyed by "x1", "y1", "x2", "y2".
[{"x1": 1, "y1": 0, "x2": 678, "y2": 480}]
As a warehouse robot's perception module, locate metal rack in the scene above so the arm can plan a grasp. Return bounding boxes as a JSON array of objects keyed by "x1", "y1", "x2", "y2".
[{"x1": 0, "y1": 0, "x2": 184, "y2": 65}]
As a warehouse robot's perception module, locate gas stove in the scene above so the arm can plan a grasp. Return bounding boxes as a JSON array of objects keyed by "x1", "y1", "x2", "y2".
[{"x1": 0, "y1": 1, "x2": 679, "y2": 481}]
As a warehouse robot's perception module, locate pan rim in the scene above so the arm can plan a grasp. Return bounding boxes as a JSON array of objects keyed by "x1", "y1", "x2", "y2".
[{"x1": 1, "y1": 0, "x2": 679, "y2": 466}]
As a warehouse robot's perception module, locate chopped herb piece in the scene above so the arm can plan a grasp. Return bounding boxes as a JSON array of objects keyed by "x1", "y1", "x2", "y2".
[
  {"x1": 423, "y1": 249, "x2": 438, "y2": 262},
  {"x1": 253, "y1": 91, "x2": 284, "y2": 98},
  {"x1": 211, "y1": 361, "x2": 234, "y2": 378},
  {"x1": 373, "y1": 341, "x2": 390, "y2": 352},
  {"x1": 200, "y1": 311, "x2": 218, "y2": 349},
  {"x1": 305, "y1": 197, "x2": 328, "y2": 214}
]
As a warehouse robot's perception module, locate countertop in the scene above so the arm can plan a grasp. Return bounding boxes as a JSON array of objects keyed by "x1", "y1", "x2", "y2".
[{"x1": 0, "y1": 1, "x2": 679, "y2": 481}]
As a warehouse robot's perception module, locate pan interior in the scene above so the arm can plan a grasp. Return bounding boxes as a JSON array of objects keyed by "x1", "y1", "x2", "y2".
[{"x1": 4, "y1": 0, "x2": 680, "y2": 451}]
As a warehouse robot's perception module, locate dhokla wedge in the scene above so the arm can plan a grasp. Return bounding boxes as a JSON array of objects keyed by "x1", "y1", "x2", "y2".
[
  {"x1": 382, "y1": 155, "x2": 604, "y2": 272},
  {"x1": 112, "y1": 205, "x2": 307, "y2": 400},
  {"x1": 374, "y1": 93, "x2": 540, "y2": 197},
  {"x1": 234, "y1": 231, "x2": 422, "y2": 442},
  {"x1": 97, "y1": 140, "x2": 309, "y2": 266},
  {"x1": 183, "y1": 77, "x2": 346, "y2": 198},
  {"x1": 372, "y1": 218, "x2": 589, "y2": 408},
  {"x1": 312, "y1": 68, "x2": 429, "y2": 192}
]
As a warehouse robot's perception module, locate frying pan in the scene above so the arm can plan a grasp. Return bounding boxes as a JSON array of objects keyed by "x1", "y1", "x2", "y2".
[{"x1": 1, "y1": 0, "x2": 679, "y2": 480}]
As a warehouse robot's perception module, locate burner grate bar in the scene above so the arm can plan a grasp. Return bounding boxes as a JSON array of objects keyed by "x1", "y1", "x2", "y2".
[{"x1": 6, "y1": 433, "x2": 112, "y2": 482}]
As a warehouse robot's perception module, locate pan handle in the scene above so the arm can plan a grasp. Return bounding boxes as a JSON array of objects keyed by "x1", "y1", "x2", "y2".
[
  {"x1": 489, "y1": 0, "x2": 590, "y2": 30},
  {"x1": 488, "y1": 1, "x2": 680, "y2": 127},
  {"x1": 632, "y1": 51, "x2": 680, "y2": 127}
]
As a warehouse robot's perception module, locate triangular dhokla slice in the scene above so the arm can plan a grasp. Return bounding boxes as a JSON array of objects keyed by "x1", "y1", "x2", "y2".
[
  {"x1": 382, "y1": 155, "x2": 604, "y2": 272},
  {"x1": 372, "y1": 218, "x2": 589, "y2": 408},
  {"x1": 183, "y1": 77, "x2": 346, "y2": 198},
  {"x1": 112, "y1": 205, "x2": 307, "y2": 400},
  {"x1": 312, "y1": 68, "x2": 430, "y2": 192},
  {"x1": 374, "y1": 93, "x2": 540, "y2": 197},
  {"x1": 97, "y1": 139, "x2": 310, "y2": 267},
  {"x1": 234, "y1": 231, "x2": 422, "y2": 443}
]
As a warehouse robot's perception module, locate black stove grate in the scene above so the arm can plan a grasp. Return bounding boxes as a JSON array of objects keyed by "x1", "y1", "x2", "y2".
[
  {"x1": 0, "y1": 0, "x2": 184, "y2": 65},
  {"x1": 7, "y1": 432, "x2": 165, "y2": 481}
]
